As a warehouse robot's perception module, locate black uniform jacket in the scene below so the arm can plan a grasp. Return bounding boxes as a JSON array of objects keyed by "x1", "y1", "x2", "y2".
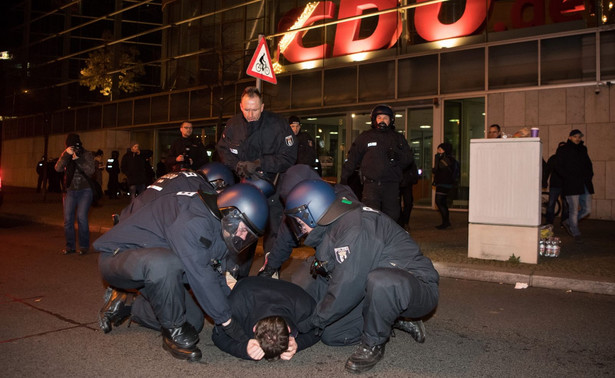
[
  {"x1": 341, "y1": 127, "x2": 412, "y2": 183},
  {"x1": 300, "y1": 205, "x2": 439, "y2": 332},
  {"x1": 217, "y1": 110, "x2": 297, "y2": 182},
  {"x1": 212, "y1": 276, "x2": 320, "y2": 360}
]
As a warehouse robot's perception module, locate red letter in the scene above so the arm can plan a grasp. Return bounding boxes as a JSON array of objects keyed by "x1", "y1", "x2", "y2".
[
  {"x1": 511, "y1": 0, "x2": 545, "y2": 28},
  {"x1": 414, "y1": 0, "x2": 493, "y2": 41},
  {"x1": 332, "y1": 0, "x2": 402, "y2": 57},
  {"x1": 280, "y1": 2, "x2": 336, "y2": 63}
]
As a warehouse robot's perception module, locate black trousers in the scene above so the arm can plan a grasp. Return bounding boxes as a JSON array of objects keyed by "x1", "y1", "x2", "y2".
[
  {"x1": 98, "y1": 249, "x2": 204, "y2": 332},
  {"x1": 293, "y1": 262, "x2": 438, "y2": 347},
  {"x1": 362, "y1": 181, "x2": 401, "y2": 221},
  {"x1": 435, "y1": 185, "x2": 451, "y2": 225}
]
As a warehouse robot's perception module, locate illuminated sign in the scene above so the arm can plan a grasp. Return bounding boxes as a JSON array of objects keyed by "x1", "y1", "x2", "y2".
[{"x1": 278, "y1": 0, "x2": 586, "y2": 64}]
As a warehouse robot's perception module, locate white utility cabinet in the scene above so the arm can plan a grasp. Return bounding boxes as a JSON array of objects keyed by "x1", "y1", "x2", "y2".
[{"x1": 468, "y1": 138, "x2": 542, "y2": 264}]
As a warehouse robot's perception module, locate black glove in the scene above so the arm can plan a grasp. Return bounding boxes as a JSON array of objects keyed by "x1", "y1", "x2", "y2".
[
  {"x1": 386, "y1": 148, "x2": 400, "y2": 163},
  {"x1": 235, "y1": 160, "x2": 261, "y2": 177},
  {"x1": 221, "y1": 318, "x2": 249, "y2": 342}
]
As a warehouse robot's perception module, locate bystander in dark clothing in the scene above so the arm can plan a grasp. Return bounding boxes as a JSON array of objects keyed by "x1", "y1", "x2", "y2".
[
  {"x1": 544, "y1": 142, "x2": 569, "y2": 226},
  {"x1": 432, "y1": 142, "x2": 459, "y2": 230},
  {"x1": 556, "y1": 129, "x2": 594, "y2": 242},
  {"x1": 289, "y1": 116, "x2": 319, "y2": 174},
  {"x1": 121, "y1": 143, "x2": 148, "y2": 199},
  {"x1": 54, "y1": 133, "x2": 95, "y2": 255}
]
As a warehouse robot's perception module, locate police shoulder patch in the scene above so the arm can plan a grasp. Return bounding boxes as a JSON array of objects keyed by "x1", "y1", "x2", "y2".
[
  {"x1": 286, "y1": 135, "x2": 294, "y2": 146},
  {"x1": 334, "y1": 246, "x2": 351, "y2": 264}
]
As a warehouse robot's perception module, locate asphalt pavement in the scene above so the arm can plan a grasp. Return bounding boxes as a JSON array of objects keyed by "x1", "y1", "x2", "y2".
[{"x1": 1, "y1": 186, "x2": 614, "y2": 295}]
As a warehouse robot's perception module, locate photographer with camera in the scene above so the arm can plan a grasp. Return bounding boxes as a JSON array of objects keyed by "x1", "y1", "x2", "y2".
[
  {"x1": 54, "y1": 133, "x2": 96, "y2": 255},
  {"x1": 166, "y1": 121, "x2": 208, "y2": 172}
]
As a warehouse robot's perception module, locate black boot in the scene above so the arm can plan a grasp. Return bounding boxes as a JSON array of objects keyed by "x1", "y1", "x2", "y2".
[
  {"x1": 435, "y1": 221, "x2": 451, "y2": 229},
  {"x1": 393, "y1": 319, "x2": 426, "y2": 343},
  {"x1": 345, "y1": 343, "x2": 385, "y2": 374},
  {"x1": 98, "y1": 287, "x2": 131, "y2": 334},
  {"x1": 162, "y1": 323, "x2": 202, "y2": 362}
]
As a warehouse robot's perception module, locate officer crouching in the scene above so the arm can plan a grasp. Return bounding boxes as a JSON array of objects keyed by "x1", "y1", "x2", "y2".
[
  {"x1": 285, "y1": 180, "x2": 439, "y2": 374},
  {"x1": 93, "y1": 183, "x2": 268, "y2": 362}
]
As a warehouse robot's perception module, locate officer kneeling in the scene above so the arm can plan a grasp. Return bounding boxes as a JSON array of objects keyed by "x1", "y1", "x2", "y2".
[
  {"x1": 94, "y1": 183, "x2": 268, "y2": 362},
  {"x1": 286, "y1": 180, "x2": 439, "y2": 374}
]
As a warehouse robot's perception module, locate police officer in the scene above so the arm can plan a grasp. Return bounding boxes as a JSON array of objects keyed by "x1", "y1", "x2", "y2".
[
  {"x1": 211, "y1": 276, "x2": 320, "y2": 361},
  {"x1": 285, "y1": 180, "x2": 439, "y2": 374},
  {"x1": 217, "y1": 86, "x2": 297, "y2": 277},
  {"x1": 289, "y1": 116, "x2": 319, "y2": 173},
  {"x1": 166, "y1": 121, "x2": 209, "y2": 172},
  {"x1": 94, "y1": 183, "x2": 268, "y2": 362},
  {"x1": 258, "y1": 164, "x2": 357, "y2": 279},
  {"x1": 340, "y1": 104, "x2": 413, "y2": 221}
]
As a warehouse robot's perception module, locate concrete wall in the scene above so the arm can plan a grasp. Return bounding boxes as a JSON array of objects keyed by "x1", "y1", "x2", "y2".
[
  {"x1": 488, "y1": 84, "x2": 615, "y2": 220},
  {"x1": 1, "y1": 129, "x2": 132, "y2": 189}
]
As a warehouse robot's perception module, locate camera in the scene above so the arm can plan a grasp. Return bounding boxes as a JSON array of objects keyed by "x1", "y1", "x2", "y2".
[{"x1": 73, "y1": 142, "x2": 83, "y2": 155}]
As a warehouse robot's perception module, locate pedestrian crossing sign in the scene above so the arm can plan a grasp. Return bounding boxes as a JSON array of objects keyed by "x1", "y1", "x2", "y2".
[{"x1": 246, "y1": 38, "x2": 277, "y2": 84}]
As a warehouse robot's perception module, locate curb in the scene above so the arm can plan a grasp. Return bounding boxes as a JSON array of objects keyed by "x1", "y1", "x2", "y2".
[{"x1": 434, "y1": 262, "x2": 615, "y2": 296}]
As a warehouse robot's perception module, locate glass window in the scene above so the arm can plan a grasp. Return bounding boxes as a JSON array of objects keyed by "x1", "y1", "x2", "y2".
[
  {"x1": 170, "y1": 92, "x2": 189, "y2": 121},
  {"x1": 489, "y1": 41, "x2": 538, "y2": 89},
  {"x1": 324, "y1": 67, "x2": 357, "y2": 106},
  {"x1": 190, "y1": 88, "x2": 211, "y2": 119},
  {"x1": 103, "y1": 103, "x2": 117, "y2": 128},
  {"x1": 398, "y1": 55, "x2": 438, "y2": 97},
  {"x1": 134, "y1": 98, "x2": 150, "y2": 125},
  {"x1": 303, "y1": 115, "x2": 346, "y2": 182},
  {"x1": 359, "y1": 61, "x2": 395, "y2": 102},
  {"x1": 407, "y1": 107, "x2": 434, "y2": 207},
  {"x1": 151, "y1": 95, "x2": 168, "y2": 123},
  {"x1": 600, "y1": 30, "x2": 615, "y2": 80},
  {"x1": 264, "y1": 76, "x2": 291, "y2": 111},
  {"x1": 443, "y1": 97, "x2": 485, "y2": 209},
  {"x1": 541, "y1": 34, "x2": 596, "y2": 84},
  {"x1": 118, "y1": 101, "x2": 133, "y2": 126},
  {"x1": 441, "y1": 48, "x2": 485, "y2": 94},
  {"x1": 292, "y1": 71, "x2": 322, "y2": 108}
]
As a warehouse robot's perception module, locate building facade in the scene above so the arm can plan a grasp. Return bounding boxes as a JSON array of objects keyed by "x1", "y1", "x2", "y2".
[{"x1": 1, "y1": 0, "x2": 614, "y2": 219}]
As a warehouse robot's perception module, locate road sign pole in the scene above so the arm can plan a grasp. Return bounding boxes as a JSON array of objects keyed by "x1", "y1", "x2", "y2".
[{"x1": 256, "y1": 34, "x2": 263, "y2": 91}]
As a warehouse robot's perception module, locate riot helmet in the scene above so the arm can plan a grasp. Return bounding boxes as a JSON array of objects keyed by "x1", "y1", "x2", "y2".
[
  {"x1": 284, "y1": 179, "x2": 335, "y2": 241},
  {"x1": 241, "y1": 172, "x2": 275, "y2": 198},
  {"x1": 199, "y1": 162, "x2": 235, "y2": 192},
  {"x1": 217, "y1": 183, "x2": 268, "y2": 254},
  {"x1": 370, "y1": 104, "x2": 395, "y2": 130}
]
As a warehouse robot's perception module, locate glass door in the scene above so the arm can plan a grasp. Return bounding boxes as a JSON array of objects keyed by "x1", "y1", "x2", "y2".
[
  {"x1": 407, "y1": 107, "x2": 434, "y2": 207},
  {"x1": 300, "y1": 115, "x2": 346, "y2": 183},
  {"x1": 442, "y1": 97, "x2": 485, "y2": 210}
]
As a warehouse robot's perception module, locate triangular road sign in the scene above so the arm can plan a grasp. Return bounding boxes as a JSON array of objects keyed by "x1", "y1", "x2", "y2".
[{"x1": 246, "y1": 38, "x2": 277, "y2": 84}]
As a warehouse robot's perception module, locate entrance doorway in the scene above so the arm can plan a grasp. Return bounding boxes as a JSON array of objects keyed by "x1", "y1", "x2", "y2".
[{"x1": 442, "y1": 97, "x2": 485, "y2": 209}]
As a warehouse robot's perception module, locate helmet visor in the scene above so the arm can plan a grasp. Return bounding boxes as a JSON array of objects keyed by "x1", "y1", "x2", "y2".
[
  {"x1": 285, "y1": 204, "x2": 315, "y2": 242},
  {"x1": 209, "y1": 178, "x2": 228, "y2": 193},
  {"x1": 220, "y1": 208, "x2": 259, "y2": 254}
]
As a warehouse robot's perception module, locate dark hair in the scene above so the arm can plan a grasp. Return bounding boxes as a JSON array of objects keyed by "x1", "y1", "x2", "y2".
[
  {"x1": 438, "y1": 142, "x2": 453, "y2": 155},
  {"x1": 95, "y1": 149, "x2": 103, "y2": 156},
  {"x1": 241, "y1": 86, "x2": 262, "y2": 101},
  {"x1": 489, "y1": 124, "x2": 501, "y2": 132},
  {"x1": 254, "y1": 316, "x2": 289, "y2": 361},
  {"x1": 289, "y1": 115, "x2": 300, "y2": 124}
]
